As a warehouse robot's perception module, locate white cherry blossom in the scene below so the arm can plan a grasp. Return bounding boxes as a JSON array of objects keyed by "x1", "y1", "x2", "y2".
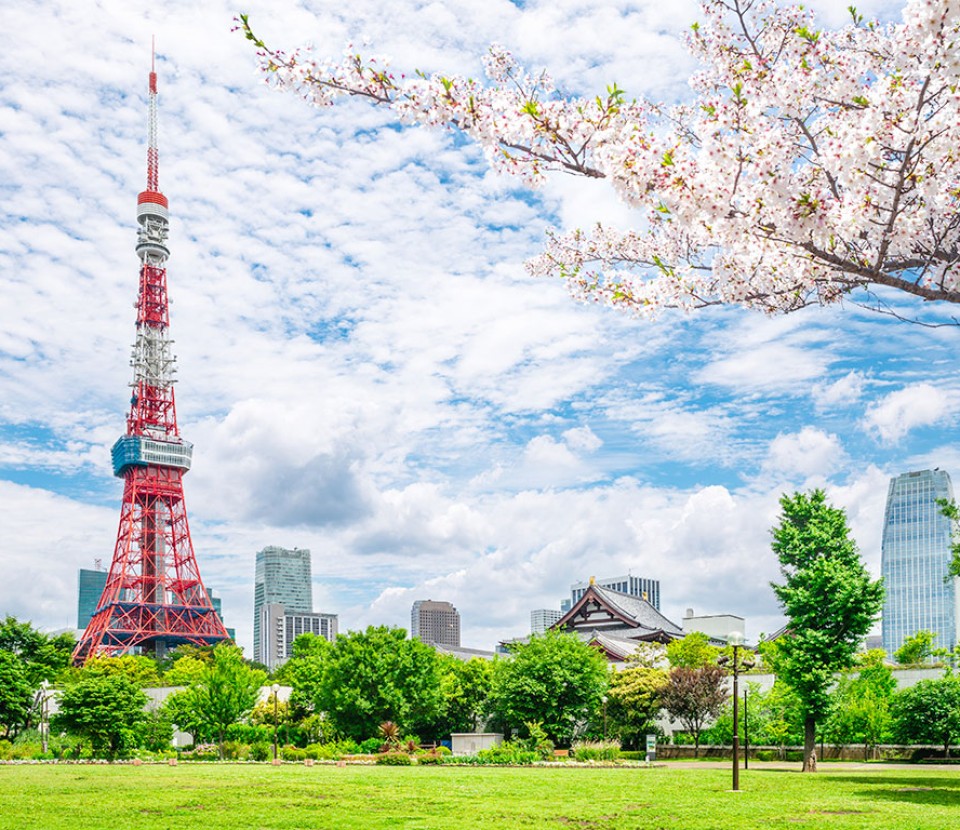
[{"x1": 239, "y1": 1, "x2": 960, "y2": 319}]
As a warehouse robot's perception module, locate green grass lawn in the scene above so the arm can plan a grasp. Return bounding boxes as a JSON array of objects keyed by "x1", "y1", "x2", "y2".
[{"x1": 1, "y1": 762, "x2": 958, "y2": 830}]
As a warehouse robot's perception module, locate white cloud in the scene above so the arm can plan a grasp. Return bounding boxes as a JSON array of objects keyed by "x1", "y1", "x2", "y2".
[
  {"x1": 862, "y1": 383, "x2": 957, "y2": 444},
  {"x1": 762, "y1": 427, "x2": 846, "y2": 482},
  {"x1": 813, "y1": 371, "x2": 865, "y2": 411}
]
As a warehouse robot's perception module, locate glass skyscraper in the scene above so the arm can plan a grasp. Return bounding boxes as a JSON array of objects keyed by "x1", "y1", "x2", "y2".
[
  {"x1": 253, "y1": 546, "x2": 313, "y2": 661},
  {"x1": 881, "y1": 469, "x2": 958, "y2": 659},
  {"x1": 77, "y1": 567, "x2": 108, "y2": 629}
]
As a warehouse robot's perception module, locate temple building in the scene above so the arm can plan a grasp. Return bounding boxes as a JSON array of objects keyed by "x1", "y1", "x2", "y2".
[{"x1": 549, "y1": 579, "x2": 684, "y2": 663}]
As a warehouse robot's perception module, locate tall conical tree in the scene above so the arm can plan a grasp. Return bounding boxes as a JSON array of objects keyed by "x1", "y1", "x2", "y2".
[{"x1": 770, "y1": 489, "x2": 883, "y2": 772}]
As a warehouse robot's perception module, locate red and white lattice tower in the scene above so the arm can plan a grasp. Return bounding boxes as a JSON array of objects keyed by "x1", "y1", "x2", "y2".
[{"x1": 73, "y1": 54, "x2": 229, "y2": 664}]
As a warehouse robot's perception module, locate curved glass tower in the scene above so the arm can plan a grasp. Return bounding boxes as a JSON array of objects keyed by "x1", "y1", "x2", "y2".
[{"x1": 881, "y1": 469, "x2": 957, "y2": 660}]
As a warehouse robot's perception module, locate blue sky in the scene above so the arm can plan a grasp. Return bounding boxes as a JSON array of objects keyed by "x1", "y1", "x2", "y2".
[{"x1": 2, "y1": 0, "x2": 958, "y2": 653}]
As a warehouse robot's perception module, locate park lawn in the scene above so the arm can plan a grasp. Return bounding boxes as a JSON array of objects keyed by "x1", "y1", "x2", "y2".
[{"x1": 1, "y1": 762, "x2": 959, "y2": 830}]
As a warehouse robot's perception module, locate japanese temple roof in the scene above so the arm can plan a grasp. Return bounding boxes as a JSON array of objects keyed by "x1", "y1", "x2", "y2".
[{"x1": 552, "y1": 583, "x2": 684, "y2": 641}]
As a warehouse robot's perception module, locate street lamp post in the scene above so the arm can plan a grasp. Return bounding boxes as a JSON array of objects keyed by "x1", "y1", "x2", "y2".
[
  {"x1": 743, "y1": 687, "x2": 749, "y2": 770},
  {"x1": 272, "y1": 683, "x2": 280, "y2": 762},
  {"x1": 39, "y1": 680, "x2": 50, "y2": 756},
  {"x1": 717, "y1": 632, "x2": 754, "y2": 792}
]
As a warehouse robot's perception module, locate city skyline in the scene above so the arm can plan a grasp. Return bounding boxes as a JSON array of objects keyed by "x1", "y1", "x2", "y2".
[{"x1": 2, "y1": 0, "x2": 959, "y2": 655}]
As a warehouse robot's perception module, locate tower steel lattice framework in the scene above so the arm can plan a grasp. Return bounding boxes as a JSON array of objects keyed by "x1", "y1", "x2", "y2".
[{"x1": 73, "y1": 56, "x2": 229, "y2": 664}]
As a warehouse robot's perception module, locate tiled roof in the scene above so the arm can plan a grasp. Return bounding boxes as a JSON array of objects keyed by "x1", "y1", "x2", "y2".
[{"x1": 589, "y1": 584, "x2": 684, "y2": 636}]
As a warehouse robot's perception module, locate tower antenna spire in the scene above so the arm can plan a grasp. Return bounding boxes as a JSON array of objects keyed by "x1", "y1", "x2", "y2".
[{"x1": 146, "y1": 39, "x2": 159, "y2": 194}]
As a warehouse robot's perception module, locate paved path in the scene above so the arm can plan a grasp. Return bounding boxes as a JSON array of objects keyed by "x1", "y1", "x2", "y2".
[{"x1": 661, "y1": 760, "x2": 949, "y2": 772}]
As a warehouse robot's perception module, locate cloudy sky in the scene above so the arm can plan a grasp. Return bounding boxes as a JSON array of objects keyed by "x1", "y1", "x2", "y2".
[{"x1": 3, "y1": 0, "x2": 958, "y2": 654}]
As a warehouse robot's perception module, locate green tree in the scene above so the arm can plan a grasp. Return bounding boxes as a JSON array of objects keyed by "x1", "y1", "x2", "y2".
[
  {"x1": 666, "y1": 632, "x2": 720, "y2": 669},
  {"x1": 770, "y1": 489, "x2": 884, "y2": 771},
  {"x1": 892, "y1": 676, "x2": 960, "y2": 757},
  {"x1": 706, "y1": 681, "x2": 803, "y2": 758},
  {"x1": 604, "y1": 665, "x2": 668, "y2": 749},
  {"x1": 307, "y1": 626, "x2": 442, "y2": 741},
  {"x1": 162, "y1": 655, "x2": 209, "y2": 687},
  {"x1": 660, "y1": 665, "x2": 728, "y2": 757},
  {"x1": 491, "y1": 630, "x2": 609, "y2": 746},
  {"x1": 76, "y1": 654, "x2": 162, "y2": 687},
  {"x1": 164, "y1": 643, "x2": 266, "y2": 755},
  {"x1": 0, "y1": 650, "x2": 34, "y2": 740},
  {"x1": 51, "y1": 674, "x2": 147, "y2": 758},
  {"x1": 436, "y1": 655, "x2": 494, "y2": 737},
  {"x1": 937, "y1": 498, "x2": 960, "y2": 580},
  {"x1": 894, "y1": 631, "x2": 938, "y2": 666},
  {"x1": 824, "y1": 650, "x2": 895, "y2": 760},
  {"x1": 135, "y1": 710, "x2": 175, "y2": 753},
  {"x1": 0, "y1": 616, "x2": 74, "y2": 686}
]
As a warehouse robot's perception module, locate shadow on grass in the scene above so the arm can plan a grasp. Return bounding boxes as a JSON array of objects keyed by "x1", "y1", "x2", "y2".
[{"x1": 849, "y1": 787, "x2": 960, "y2": 808}]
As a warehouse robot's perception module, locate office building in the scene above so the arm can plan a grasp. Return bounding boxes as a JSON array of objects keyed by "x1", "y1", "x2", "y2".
[
  {"x1": 571, "y1": 574, "x2": 660, "y2": 610},
  {"x1": 77, "y1": 566, "x2": 109, "y2": 629},
  {"x1": 258, "y1": 603, "x2": 338, "y2": 671},
  {"x1": 411, "y1": 600, "x2": 460, "y2": 647},
  {"x1": 881, "y1": 469, "x2": 958, "y2": 659},
  {"x1": 531, "y1": 608, "x2": 563, "y2": 634},
  {"x1": 682, "y1": 608, "x2": 745, "y2": 642},
  {"x1": 253, "y1": 546, "x2": 313, "y2": 661},
  {"x1": 208, "y1": 591, "x2": 236, "y2": 642}
]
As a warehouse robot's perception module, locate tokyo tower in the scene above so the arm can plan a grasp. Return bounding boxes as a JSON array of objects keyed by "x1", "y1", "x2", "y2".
[{"x1": 73, "y1": 54, "x2": 229, "y2": 663}]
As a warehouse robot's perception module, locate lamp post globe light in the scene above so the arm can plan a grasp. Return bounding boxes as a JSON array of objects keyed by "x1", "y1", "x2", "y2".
[
  {"x1": 716, "y1": 631, "x2": 754, "y2": 792},
  {"x1": 272, "y1": 683, "x2": 280, "y2": 762}
]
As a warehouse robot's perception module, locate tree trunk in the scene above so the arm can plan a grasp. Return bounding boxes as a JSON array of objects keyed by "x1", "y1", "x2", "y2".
[{"x1": 802, "y1": 716, "x2": 817, "y2": 772}]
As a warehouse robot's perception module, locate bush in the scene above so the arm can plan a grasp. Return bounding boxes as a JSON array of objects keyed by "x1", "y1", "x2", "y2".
[
  {"x1": 281, "y1": 745, "x2": 307, "y2": 762},
  {"x1": 221, "y1": 741, "x2": 250, "y2": 760},
  {"x1": 304, "y1": 740, "x2": 361, "y2": 760},
  {"x1": 0, "y1": 740, "x2": 13, "y2": 761},
  {"x1": 475, "y1": 741, "x2": 541, "y2": 765},
  {"x1": 572, "y1": 740, "x2": 622, "y2": 762},
  {"x1": 376, "y1": 751, "x2": 413, "y2": 765},
  {"x1": 182, "y1": 743, "x2": 221, "y2": 761},
  {"x1": 358, "y1": 737, "x2": 382, "y2": 754},
  {"x1": 249, "y1": 742, "x2": 271, "y2": 762},
  {"x1": 226, "y1": 722, "x2": 273, "y2": 746},
  {"x1": 521, "y1": 722, "x2": 555, "y2": 760},
  {"x1": 416, "y1": 747, "x2": 448, "y2": 765}
]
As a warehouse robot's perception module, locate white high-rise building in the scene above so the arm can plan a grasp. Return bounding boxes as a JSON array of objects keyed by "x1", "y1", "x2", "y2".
[
  {"x1": 531, "y1": 609, "x2": 563, "y2": 634},
  {"x1": 258, "y1": 603, "x2": 337, "y2": 671},
  {"x1": 570, "y1": 574, "x2": 661, "y2": 610}
]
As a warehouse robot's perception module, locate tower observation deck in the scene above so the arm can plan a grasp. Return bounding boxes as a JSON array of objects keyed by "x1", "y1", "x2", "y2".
[{"x1": 73, "y1": 54, "x2": 229, "y2": 663}]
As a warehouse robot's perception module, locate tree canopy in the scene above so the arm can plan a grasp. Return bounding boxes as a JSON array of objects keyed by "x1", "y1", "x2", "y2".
[
  {"x1": 660, "y1": 665, "x2": 728, "y2": 757},
  {"x1": 604, "y1": 664, "x2": 668, "y2": 749},
  {"x1": 892, "y1": 675, "x2": 960, "y2": 756},
  {"x1": 770, "y1": 489, "x2": 884, "y2": 771},
  {"x1": 294, "y1": 626, "x2": 443, "y2": 741},
  {"x1": 242, "y1": 0, "x2": 960, "y2": 322},
  {"x1": 666, "y1": 631, "x2": 720, "y2": 668},
  {"x1": 51, "y1": 674, "x2": 147, "y2": 759},
  {"x1": 163, "y1": 643, "x2": 266, "y2": 753},
  {"x1": 491, "y1": 629, "x2": 609, "y2": 746}
]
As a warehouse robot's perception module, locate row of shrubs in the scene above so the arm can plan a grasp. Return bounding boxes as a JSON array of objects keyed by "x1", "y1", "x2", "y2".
[{"x1": 0, "y1": 737, "x2": 622, "y2": 765}]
